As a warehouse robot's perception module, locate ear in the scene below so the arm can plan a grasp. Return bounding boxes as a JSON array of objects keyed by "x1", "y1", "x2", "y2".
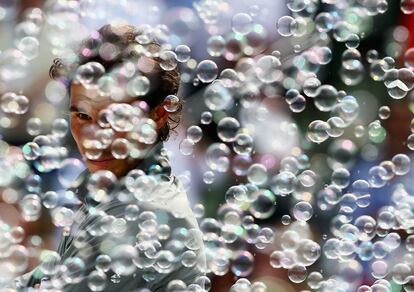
[{"x1": 150, "y1": 104, "x2": 169, "y2": 130}]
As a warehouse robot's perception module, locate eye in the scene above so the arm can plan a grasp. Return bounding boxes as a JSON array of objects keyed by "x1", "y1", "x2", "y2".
[{"x1": 75, "y1": 112, "x2": 92, "y2": 121}]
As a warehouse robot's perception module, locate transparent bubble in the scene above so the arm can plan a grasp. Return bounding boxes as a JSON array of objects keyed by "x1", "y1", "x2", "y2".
[
  {"x1": 203, "y1": 170, "x2": 215, "y2": 184},
  {"x1": 249, "y1": 189, "x2": 276, "y2": 219},
  {"x1": 407, "y1": 134, "x2": 414, "y2": 151},
  {"x1": 187, "y1": 125, "x2": 203, "y2": 143},
  {"x1": 255, "y1": 55, "x2": 282, "y2": 83},
  {"x1": 327, "y1": 117, "x2": 345, "y2": 137},
  {"x1": 231, "y1": 13, "x2": 253, "y2": 35},
  {"x1": 126, "y1": 75, "x2": 150, "y2": 97},
  {"x1": 164, "y1": 95, "x2": 181, "y2": 112},
  {"x1": 179, "y1": 138, "x2": 195, "y2": 156},
  {"x1": 231, "y1": 251, "x2": 254, "y2": 277},
  {"x1": 233, "y1": 133, "x2": 254, "y2": 155},
  {"x1": 308, "y1": 271, "x2": 324, "y2": 289},
  {"x1": 391, "y1": 263, "x2": 411, "y2": 285},
  {"x1": 288, "y1": 265, "x2": 307, "y2": 283},
  {"x1": 22, "y1": 142, "x2": 40, "y2": 161},
  {"x1": 247, "y1": 163, "x2": 268, "y2": 185},
  {"x1": 378, "y1": 106, "x2": 391, "y2": 120},
  {"x1": 17, "y1": 36, "x2": 39, "y2": 60},
  {"x1": 87, "y1": 270, "x2": 107, "y2": 291},
  {"x1": 58, "y1": 158, "x2": 84, "y2": 188},
  {"x1": 404, "y1": 47, "x2": 414, "y2": 69},
  {"x1": 175, "y1": 45, "x2": 191, "y2": 63},
  {"x1": 392, "y1": 153, "x2": 410, "y2": 175},
  {"x1": 95, "y1": 254, "x2": 111, "y2": 272},
  {"x1": 371, "y1": 260, "x2": 388, "y2": 279},
  {"x1": 401, "y1": 0, "x2": 414, "y2": 14},
  {"x1": 87, "y1": 170, "x2": 117, "y2": 203},
  {"x1": 111, "y1": 138, "x2": 131, "y2": 159},
  {"x1": 207, "y1": 35, "x2": 225, "y2": 57},
  {"x1": 304, "y1": 77, "x2": 321, "y2": 97},
  {"x1": 1, "y1": 92, "x2": 29, "y2": 114},
  {"x1": 217, "y1": 117, "x2": 240, "y2": 142},
  {"x1": 110, "y1": 244, "x2": 138, "y2": 276},
  {"x1": 19, "y1": 194, "x2": 42, "y2": 222},
  {"x1": 293, "y1": 201, "x2": 313, "y2": 221},
  {"x1": 307, "y1": 120, "x2": 330, "y2": 143},
  {"x1": 205, "y1": 143, "x2": 231, "y2": 172},
  {"x1": 286, "y1": 0, "x2": 307, "y2": 12},
  {"x1": 75, "y1": 62, "x2": 105, "y2": 86},
  {"x1": 277, "y1": 16, "x2": 298, "y2": 37},
  {"x1": 200, "y1": 111, "x2": 213, "y2": 125},
  {"x1": 315, "y1": 12, "x2": 334, "y2": 32},
  {"x1": 197, "y1": 60, "x2": 218, "y2": 83},
  {"x1": 26, "y1": 117, "x2": 42, "y2": 136},
  {"x1": 160, "y1": 50, "x2": 178, "y2": 71}
]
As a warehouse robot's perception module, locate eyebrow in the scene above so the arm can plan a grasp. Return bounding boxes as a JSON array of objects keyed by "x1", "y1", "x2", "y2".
[{"x1": 69, "y1": 105, "x2": 87, "y2": 112}]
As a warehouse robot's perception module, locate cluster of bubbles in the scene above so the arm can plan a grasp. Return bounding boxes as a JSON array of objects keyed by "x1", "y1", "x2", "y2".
[{"x1": 3, "y1": 0, "x2": 414, "y2": 291}]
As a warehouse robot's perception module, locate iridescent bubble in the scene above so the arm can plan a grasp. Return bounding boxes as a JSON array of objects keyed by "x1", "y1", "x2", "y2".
[
  {"x1": 95, "y1": 254, "x2": 111, "y2": 272},
  {"x1": 1, "y1": 92, "x2": 29, "y2": 114},
  {"x1": 179, "y1": 138, "x2": 195, "y2": 156},
  {"x1": 200, "y1": 111, "x2": 213, "y2": 125},
  {"x1": 204, "y1": 80, "x2": 233, "y2": 111},
  {"x1": 307, "y1": 120, "x2": 330, "y2": 143},
  {"x1": 293, "y1": 201, "x2": 313, "y2": 221},
  {"x1": 126, "y1": 75, "x2": 150, "y2": 97},
  {"x1": 87, "y1": 270, "x2": 107, "y2": 291},
  {"x1": 231, "y1": 251, "x2": 254, "y2": 277},
  {"x1": 75, "y1": 62, "x2": 105, "y2": 86},
  {"x1": 205, "y1": 143, "x2": 231, "y2": 172},
  {"x1": 231, "y1": 13, "x2": 253, "y2": 35},
  {"x1": 233, "y1": 133, "x2": 254, "y2": 155},
  {"x1": 315, "y1": 12, "x2": 334, "y2": 32},
  {"x1": 207, "y1": 35, "x2": 225, "y2": 57},
  {"x1": 87, "y1": 170, "x2": 117, "y2": 203},
  {"x1": 217, "y1": 117, "x2": 240, "y2": 142},
  {"x1": 197, "y1": 60, "x2": 218, "y2": 83},
  {"x1": 19, "y1": 194, "x2": 42, "y2": 222},
  {"x1": 401, "y1": 0, "x2": 414, "y2": 14},
  {"x1": 58, "y1": 158, "x2": 84, "y2": 188},
  {"x1": 175, "y1": 45, "x2": 191, "y2": 63},
  {"x1": 160, "y1": 50, "x2": 178, "y2": 71},
  {"x1": 247, "y1": 163, "x2": 268, "y2": 185},
  {"x1": 255, "y1": 55, "x2": 282, "y2": 83},
  {"x1": 288, "y1": 265, "x2": 307, "y2": 283},
  {"x1": 110, "y1": 244, "x2": 138, "y2": 276},
  {"x1": 392, "y1": 153, "x2": 410, "y2": 175},
  {"x1": 41, "y1": 191, "x2": 58, "y2": 209},
  {"x1": 26, "y1": 117, "x2": 42, "y2": 136},
  {"x1": 187, "y1": 125, "x2": 203, "y2": 143},
  {"x1": 249, "y1": 189, "x2": 276, "y2": 219},
  {"x1": 111, "y1": 138, "x2": 131, "y2": 159},
  {"x1": 277, "y1": 16, "x2": 298, "y2": 37},
  {"x1": 52, "y1": 118, "x2": 68, "y2": 138},
  {"x1": 22, "y1": 142, "x2": 40, "y2": 161},
  {"x1": 164, "y1": 95, "x2": 181, "y2": 112}
]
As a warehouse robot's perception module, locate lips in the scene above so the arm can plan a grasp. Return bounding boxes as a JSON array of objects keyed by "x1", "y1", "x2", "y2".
[{"x1": 87, "y1": 157, "x2": 114, "y2": 162}]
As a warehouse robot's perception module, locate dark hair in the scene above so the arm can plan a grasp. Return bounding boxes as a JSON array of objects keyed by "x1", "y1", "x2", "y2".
[{"x1": 49, "y1": 23, "x2": 182, "y2": 141}]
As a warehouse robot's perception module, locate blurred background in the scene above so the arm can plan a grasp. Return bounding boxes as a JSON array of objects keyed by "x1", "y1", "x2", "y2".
[{"x1": 1, "y1": 0, "x2": 414, "y2": 291}]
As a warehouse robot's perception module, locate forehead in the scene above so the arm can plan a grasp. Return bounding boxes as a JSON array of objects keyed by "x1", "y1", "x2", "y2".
[{"x1": 70, "y1": 82, "x2": 135, "y2": 109}]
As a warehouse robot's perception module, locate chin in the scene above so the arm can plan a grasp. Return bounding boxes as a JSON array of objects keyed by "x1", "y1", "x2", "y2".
[{"x1": 86, "y1": 159, "x2": 130, "y2": 177}]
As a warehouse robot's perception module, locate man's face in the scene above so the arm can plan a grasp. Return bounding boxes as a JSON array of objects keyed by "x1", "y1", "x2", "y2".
[{"x1": 69, "y1": 82, "x2": 167, "y2": 177}]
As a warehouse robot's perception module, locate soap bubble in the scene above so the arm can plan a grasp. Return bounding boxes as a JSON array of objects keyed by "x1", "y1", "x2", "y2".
[
  {"x1": 231, "y1": 251, "x2": 254, "y2": 277},
  {"x1": 197, "y1": 60, "x2": 218, "y2": 83},
  {"x1": 231, "y1": 13, "x2": 253, "y2": 35},
  {"x1": 307, "y1": 120, "x2": 330, "y2": 144},
  {"x1": 217, "y1": 117, "x2": 240, "y2": 142},
  {"x1": 1, "y1": 92, "x2": 29, "y2": 114},
  {"x1": 277, "y1": 16, "x2": 298, "y2": 37},
  {"x1": 288, "y1": 265, "x2": 307, "y2": 283},
  {"x1": 401, "y1": 0, "x2": 414, "y2": 14},
  {"x1": 175, "y1": 45, "x2": 191, "y2": 63},
  {"x1": 293, "y1": 201, "x2": 313, "y2": 221}
]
